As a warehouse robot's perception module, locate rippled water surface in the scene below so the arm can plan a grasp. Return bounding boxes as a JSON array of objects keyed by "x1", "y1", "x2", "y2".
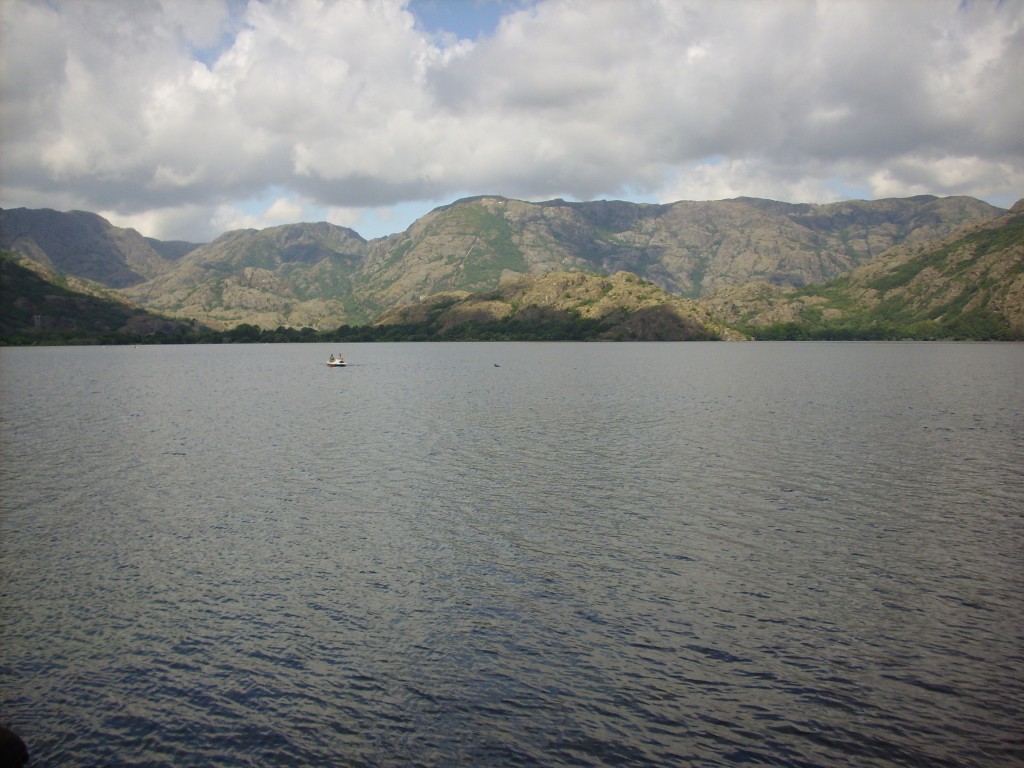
[{"x1": 2, "y1": 342, "x2": 1022, "y2": 767}]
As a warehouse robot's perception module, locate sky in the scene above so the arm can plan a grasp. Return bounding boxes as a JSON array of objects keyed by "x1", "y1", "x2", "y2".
[{"x1": 0, "y1": 0, "x2": 1021, "y2": 243}]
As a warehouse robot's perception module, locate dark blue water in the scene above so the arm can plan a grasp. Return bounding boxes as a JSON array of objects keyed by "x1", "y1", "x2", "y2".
[{"x1": 2, "y1": 342, "x2": 1022, "y2": 767}]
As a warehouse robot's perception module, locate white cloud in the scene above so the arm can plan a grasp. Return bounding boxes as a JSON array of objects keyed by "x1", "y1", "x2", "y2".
[
  {"x1": 101, "y1": 204, "x2": 226, "y2": 243},
  {"x1": 868, "y1": 155, "x2": 1024, "y2": 202},
  {"x1": 660, "y1": 157, "x2": 855, "y2": 206},
  {"x1": 262, "y1": 195, "x2": 306, "y2": 224},
  {"x1": 1, "y1": 0, "x2": 1021, "y2": 241},
  {"x1": 324, "y1": 205, "x2": 367, "y2": 231}
]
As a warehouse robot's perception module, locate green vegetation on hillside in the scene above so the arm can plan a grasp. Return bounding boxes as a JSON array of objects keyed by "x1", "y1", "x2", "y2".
[
  {"x1": 739, "y1": 311, "x2": 1017, "y2": 341},
  {"x1": 447, "y1": 204, "x2": 529, "y2": 286},
  {"x1": 714, "y1": 205, "x2": 1024, "y2": 341},
  {"x1": 2, "y1": 316, "x2": 620, "y2": 345},
  {"x1": 0, "y1": 253, "x2": 199, "y2": 345},
  {"x1": 868, "y1": 218, "x2": 1024, "y2": 293}
]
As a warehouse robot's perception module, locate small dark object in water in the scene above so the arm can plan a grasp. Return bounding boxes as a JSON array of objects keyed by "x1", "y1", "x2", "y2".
[
  {"x1": 0, "y1": 725, "x2": 28, "y2": 768},
  {"x1": 494, "y1": 363, "x2": 500, "y2": 367}
]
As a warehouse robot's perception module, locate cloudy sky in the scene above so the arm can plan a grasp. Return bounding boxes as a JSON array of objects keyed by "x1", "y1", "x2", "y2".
[{"x1": 1, "y1": 0, "x2": 1021, "y2": 242}]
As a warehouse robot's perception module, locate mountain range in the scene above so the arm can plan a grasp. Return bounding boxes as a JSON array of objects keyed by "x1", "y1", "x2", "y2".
[
  {"x1": 703, "y1": 199, "x2": 1024, "y2": 339},
  {"x1": 1, "y1": 194, "x2": 1021, "y2": 341}
]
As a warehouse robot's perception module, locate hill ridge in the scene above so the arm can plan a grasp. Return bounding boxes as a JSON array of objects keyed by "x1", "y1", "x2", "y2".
[
  {"x1": 1, "y1": 195, "x2": 1009, "y2": 332},
  {"x1": 701, "y1": 201, "x2": 1024, "y2": 339}
]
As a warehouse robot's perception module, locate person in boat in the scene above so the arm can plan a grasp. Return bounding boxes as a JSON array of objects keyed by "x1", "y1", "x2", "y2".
[{"x1": 328, "y1": 354, "x2": 336, "y2": 363}]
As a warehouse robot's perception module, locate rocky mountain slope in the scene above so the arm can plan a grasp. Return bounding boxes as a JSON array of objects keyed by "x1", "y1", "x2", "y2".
[
  {"x1": 122, "y1": 222, "x2": 368, "y2": 330},
  {"x1": 701, "y1": 199, "x2": 1024, "y2": 339},
  {"x1": 365, "y1": 195, "x2": 999, "y2": 305},
  {"x1": 375, "y1": 270, "x2": 745, "y2": 341},
  {"x1": 0, "y1": 195, "x2": 1006, "y2": 330},
  {"x1": 0, "y1": 208, "x2": 199, "y2": 288},
  {"x1": 0, "y1": 250, "x2": 198, "y2": 340}
]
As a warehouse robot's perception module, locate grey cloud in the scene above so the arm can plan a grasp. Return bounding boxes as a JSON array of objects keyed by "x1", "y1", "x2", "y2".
[{"x1": 1, "y1": 0, "x2": 1020, "y2": 242}]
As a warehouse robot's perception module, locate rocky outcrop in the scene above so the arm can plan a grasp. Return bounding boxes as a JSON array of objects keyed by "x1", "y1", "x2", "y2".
[
  {"x1": 376, "y1": 270, "x2": 745, "y2": 341},
  {"x1": 700, "y1": 200, "x2": 1024, "y2": 337}
]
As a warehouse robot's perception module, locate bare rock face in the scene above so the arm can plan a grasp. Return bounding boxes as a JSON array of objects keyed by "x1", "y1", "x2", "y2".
[
  {"x1": 353, "y1": 195, "x2": 1002, "y2": 328},
  {"x1": 698, "y1": 201, "x2": 1024, "y2": 336}
]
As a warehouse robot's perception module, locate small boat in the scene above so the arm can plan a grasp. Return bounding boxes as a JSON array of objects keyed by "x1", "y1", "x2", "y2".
[{"x1": 327, "y1": 354, "x2": 347, "y2": 367}]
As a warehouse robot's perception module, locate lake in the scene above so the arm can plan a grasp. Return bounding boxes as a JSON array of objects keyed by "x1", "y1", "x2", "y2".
[{"x1": 1, "y1": 342, "x2": 1022, "y2": 767}]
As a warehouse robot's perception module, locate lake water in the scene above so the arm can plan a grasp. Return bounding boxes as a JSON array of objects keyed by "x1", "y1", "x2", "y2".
[{"x1": 1, "y1": 342, "x2": 1022, "y2": 767}]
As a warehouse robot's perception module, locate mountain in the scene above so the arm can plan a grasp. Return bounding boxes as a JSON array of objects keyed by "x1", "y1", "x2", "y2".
[
  {"x1": 0, "y1": 208, "x2": 201, "y2": 288},
  {"x1": 364, "y1": 194, "x2": 999, "y2": 304},
  {"x1": 700, "y1": 199, "x2": 1024, "y2": 339},
  {"x1": 0, "y1": 195, "x2": 1007, "y2": 331},
  {"x1": 121, "y1": 221, "x2": 368, "y2": 330},
  {"x1": 374, "y1": 270, "x2": 745, "y2": 341},
  {"x1": 0, "y1": 250, "x2": 199, "y2": 342}
]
